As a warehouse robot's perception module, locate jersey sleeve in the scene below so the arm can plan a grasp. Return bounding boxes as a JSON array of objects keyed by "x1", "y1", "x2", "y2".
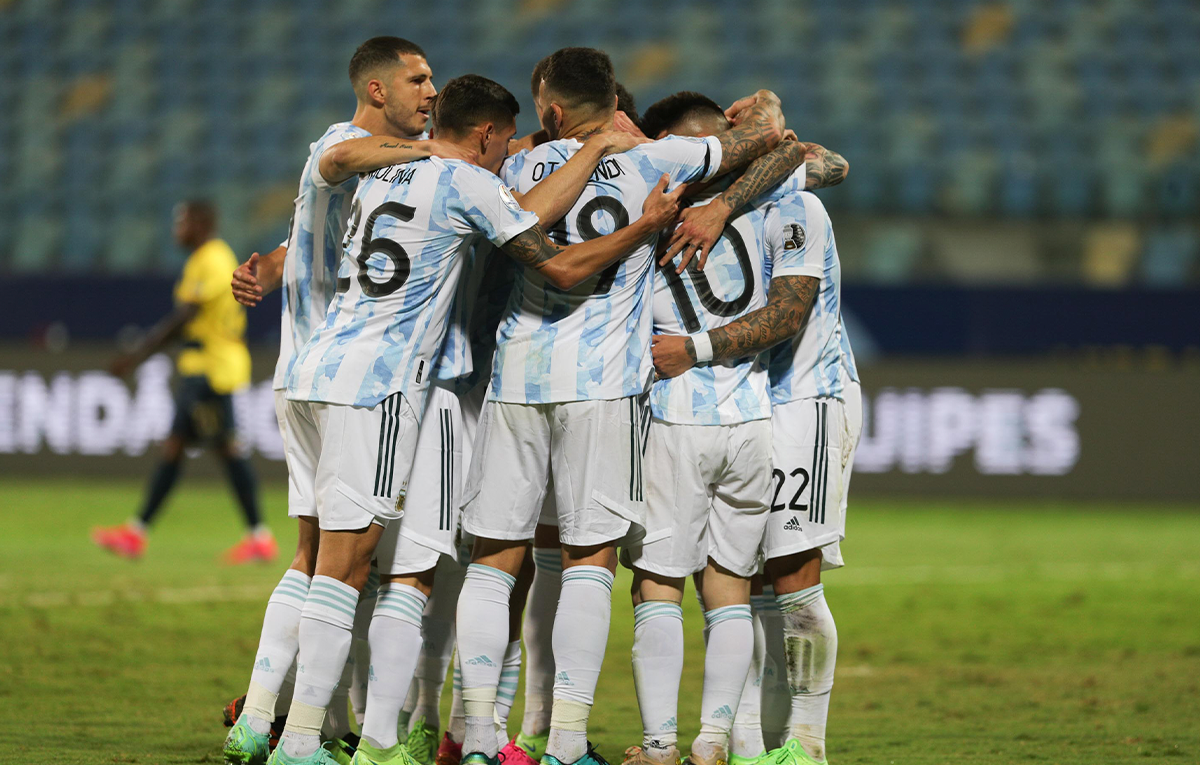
[
  {"x1": 309, "y1": 129, "x2": 362, "y2": 191},
  {"x1": 175, "y1": 248, "x2": 228, "y2": 306},
  {"x1": 642, "y1": 135, "x2": 724, "y2": 186},
  {"x1": 450, "y1": 164, "x2": 540, "y2": 248},
  {"x1": 501, "y1": 151, "x2": 529, "y2": 188},
  {"x1": 768, "y1": 188, "x2": 828, "y2": 281}
]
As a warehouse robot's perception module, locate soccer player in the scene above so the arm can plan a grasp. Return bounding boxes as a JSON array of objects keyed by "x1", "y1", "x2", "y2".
[
  {"x1": 455, "y1": 46, "x2": 785, "y2": 765},
  {"x1": 267, "y1": 73, "x2": 682, "y2": 765},
  {"x1": 621, "y1": 92, "x2": 845, "y2": 765},
  {"x1": 359, "y1": 126, "x2": 659, "y2": 765},
  {"x1": 651, "y1": 143, "x2": 858, "y2": 765},
  {"x1": 93, "y1": 201, "x2": 271, "y2": 563},
  {"x1": 222, "y1": 36, "x2": 475, "y2": 765}
]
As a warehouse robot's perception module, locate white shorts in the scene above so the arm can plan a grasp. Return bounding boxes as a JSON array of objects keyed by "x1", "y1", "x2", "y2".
[
  {"x1": 625, "y1": 418, "x2": 772, "y2": 578},
  {"x1": 462, "y1": 395, "x2": 647, "y2": 547},
  {"x1": 374, "y1": 385, "x2": 464, "y2": 575},
  {"x1": 275, "y1": 390, "x2": 316, "y2": 520},
  {"x1": 763, "y1": 383, "x2": 862, "y2": 568},
  {"x1": 284, "y1": 393, "x2": 419, "y2": 531}
]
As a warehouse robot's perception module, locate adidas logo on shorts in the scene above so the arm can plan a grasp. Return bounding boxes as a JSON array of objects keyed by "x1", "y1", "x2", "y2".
[
  {"x1": 783, "y1": 516, "x2": 804, "y2": 531},
  {"x1": 466, "y1": 655, "x2": 497, "y2": 667}
]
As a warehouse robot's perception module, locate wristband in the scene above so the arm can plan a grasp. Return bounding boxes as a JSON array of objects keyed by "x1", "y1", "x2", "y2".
[{"x1": 690, "y1": 332, "x2": 714, "y2": 363}]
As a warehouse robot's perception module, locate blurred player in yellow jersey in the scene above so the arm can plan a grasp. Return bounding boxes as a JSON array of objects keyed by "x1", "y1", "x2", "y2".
[{"x1": 93, "y1": 200, "x2": 276, "y2": 564}]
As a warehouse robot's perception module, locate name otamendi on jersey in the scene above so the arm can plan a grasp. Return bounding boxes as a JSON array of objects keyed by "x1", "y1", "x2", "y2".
[{"x1": 491, "y1": 134, "x2": 723, "y2": 404}]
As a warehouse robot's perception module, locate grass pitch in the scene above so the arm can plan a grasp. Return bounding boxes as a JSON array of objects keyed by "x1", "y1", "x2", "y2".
[{"x1": 0, "y1": 479, "x2": 1197, "y2": 764}]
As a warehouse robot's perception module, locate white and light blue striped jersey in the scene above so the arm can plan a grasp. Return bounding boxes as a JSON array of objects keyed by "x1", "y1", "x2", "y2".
[
  {"x1": 491, "y1": 134, "x2": 723, "y2": 404},
  {"x1": 272, "y1": 122, "x2": 372, "y2": 390},
  {"x1": 763, "y1": 174, "x2": 859, "y2": 403},
  {"x1": 649, "y1": 179, "x2": 775, "y2": 426},
  {"x1": 286, "y1": 157, "x2": 539, "y2": 412}
]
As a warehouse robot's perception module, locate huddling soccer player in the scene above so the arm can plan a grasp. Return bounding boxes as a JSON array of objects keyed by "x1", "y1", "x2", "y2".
[
  {"x1": 94, "y1": 200, "x2": 273, "y2": 564},
  {"x1": 453, "y1": 45, "x2": 791, "y2": 765},
  {"x1": 650, "y1": 97, "x2": 856, "y2": 765}
]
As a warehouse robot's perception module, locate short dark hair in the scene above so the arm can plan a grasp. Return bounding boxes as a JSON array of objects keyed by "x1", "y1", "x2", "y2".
[
  {"x1": 530, "y1": 55, "x2": 551, "y2": 100},
  {"x1": 615, "y1": 82, "x2": 640, "y2": 128},
  {"x1": 181, "y1": 199, "x2": 217, "y2": 229},
  {"x1": 349, "y1": 37, "x2": 427, "y2": 94},
  {"x1": 541, "y1": 47, "x2": 616, "y2": 114},
  {"x1": 432, "y1": 74, "x2": 520, "y2": 137},
  {"x1": 640, "y1": 91, "x2": 727, "y2": 139}
]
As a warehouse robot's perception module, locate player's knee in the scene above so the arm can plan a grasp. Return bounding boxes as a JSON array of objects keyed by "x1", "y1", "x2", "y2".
[{"x1": 766, "y1": 547, "x2": 823, "y2": 590}]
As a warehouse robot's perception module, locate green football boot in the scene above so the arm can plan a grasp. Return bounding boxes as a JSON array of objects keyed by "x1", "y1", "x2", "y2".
[
  {"x1": 267, "y1": 741, "x2": 343, "y2": 765},
  {"x1": 765, "y1": 740, "x2": 825, "y2": 765},
  {"x1": 326, "y1": 738, "x2": 358, "y2": 765},
  {"x1": 461, "y1": 753, "x2": 502, "y2": 765},
  {"x1": 351, "y1": 739, "x2": 422, "y2": 765},
  {"x1": 514, "y1": 731, "x2": 550, "y2": 762},
  {"x1": 542, "y1": 742, "x2": 611, "y2": 765},
  {"x1": 223, "y1": 716, "x2": 271, "y2": 765},
  {"x1": 729, "y1": 752, "x2": 769, "y2": 765},
  {"x1": 405, "y1": 715, "x2": 440, "y2": 765}
]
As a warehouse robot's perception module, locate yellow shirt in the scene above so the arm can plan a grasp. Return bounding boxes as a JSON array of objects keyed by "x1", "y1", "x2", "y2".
[{"x1": 174, "y1": 238, "x2": 251, "y2": 394}]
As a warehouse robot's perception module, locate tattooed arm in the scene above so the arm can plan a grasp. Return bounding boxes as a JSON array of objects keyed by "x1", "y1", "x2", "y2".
[
  {"x1": 663, "y1": 140, "x2": 848, "y2": 265},
  {"x1": 714, "y1": 89, "x2": 785, "y2": 176},
  {"x1": 651, "y1": 274, "x2": 819, "y2": 379},
  {"x1": 800, "y1": 142, "x2": 849, "y2": 190},
  {"x1": 319, "y1": 137, "x2": 476, "y2": 185},
  {"x1": 501, "y1": 175, "x2": 684, "y2": 290}
]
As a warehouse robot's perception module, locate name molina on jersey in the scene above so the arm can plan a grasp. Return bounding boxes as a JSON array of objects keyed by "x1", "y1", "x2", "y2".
[{"x1": 368, "y1": 165, "x2": 419, "y2": 185}]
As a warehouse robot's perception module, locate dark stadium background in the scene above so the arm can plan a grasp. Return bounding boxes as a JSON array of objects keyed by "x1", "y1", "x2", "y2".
[{"x1": 0, "y1": 4, "x2": 1197, "y2": 763}]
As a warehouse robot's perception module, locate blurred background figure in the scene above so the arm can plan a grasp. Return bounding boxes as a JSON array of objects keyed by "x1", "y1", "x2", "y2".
[{"x1": 91, "y1": 201, "x2": 275, "y2": 564}]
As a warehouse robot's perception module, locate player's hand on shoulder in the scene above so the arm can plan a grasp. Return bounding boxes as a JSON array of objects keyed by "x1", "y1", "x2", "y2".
[
  {"x1": 231, "y1": 253, "x2": 263, "y2": 307},
  {"x1": 661, "y1": 198, "x2": 729, "y2": 272},
  {"x1": 651, "y1": 334, "x2": 697, "y2": 379},
  {"x1": 425, "y1": 139, "x2": 478, "y2": 164},
  {"x1": 589, "y1": 130, "x2": 650, "y2": 156},
  {"x1": 641, "y1": 174, "x2": 685, "y2": 235},
  {"x1": 614, "y1": 110, "x2": 647, "y2": 139}
]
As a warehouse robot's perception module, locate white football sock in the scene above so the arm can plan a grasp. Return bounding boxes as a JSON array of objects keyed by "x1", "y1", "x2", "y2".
[
  {"x1": 350, "y1": 568, "x2": 379, "y2": 726},
  {"x1": 280, "y1": 575, "x2": 359, "y2": 758},
  {"x1": 415, "y1": 558, "x2": 465, "y2": 728},
  {"x1": 360, "y1": 584, "x2": 428, "y2": 749},
  {"x1": 494, "y1": 639, "x2": 522, "y2": 747},
  {"x1": 456, "y1": 564, "x2": 516, "y2": 756},
  {"x1": 777, "y1": 584, "x2": 837, "y2": 762},
  {"x1": 521, "y1": 546, "x2": 560, "y2": 737},
  {"x1": 244, "y1": 569, "x2": 311, "y2": 730},
  {"x1": 692, "y1": 605, "x2": 754, "y2": 762},
  {"x1": 730, "y1": 606, "x2": 767, "y2": 758},
  {"x1": 399, "y1": 676, "x2": 416, "y2": 735},
  {"x1": 755, "y1": 585, "x2": 789, "y2": 749},
  {"x1": 546, "y1": 566, "x2": 614, "y2": 763},
  {"x1": 631, "y1": 601, "x2": 684, "y2": 758},
  {"x1": 449, "y1": 652, "x2": 465, "y2": 744},
  {"x1": 324, "y1": 651, "x2": 355, "y2": 740}
]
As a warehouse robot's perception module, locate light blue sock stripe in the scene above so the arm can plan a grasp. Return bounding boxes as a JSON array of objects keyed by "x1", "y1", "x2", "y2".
[
  {"x1": 375, "y1": 597, "x2": 425, "y2": 620},
  {"x1": 281, "y1": 570, "x2": 312, "y2": 586},
  {"x1": 308, "y1": 581, "x2": 359, "y2": 609},
  {"x1": 776, "y1": 584, "x2": 823, "y2": 614},
  {"x1": 303, "y1": 595, "x2": 357, "y2": 620},
  {"x1": 272, "y1": 583, "x2": 311, "y2": 600},
  {"x1": 270, "y1": 587, "x2": 309, "y2": 605},
  {"x1": 633, "y1": 601, "x2": 683, "y2": 628},
  {"x1": 704, "y1": 604, "x2": 753, "y2": 628},
  {"x1": 561, "y1": 568, "x2": 614, "y2": 591},
  {"x1": 532, "y1": 549, "x2": 562, "y2": 573},
  {"x1": 466, "y1": 563, "x2": 517, "y2": 590}
]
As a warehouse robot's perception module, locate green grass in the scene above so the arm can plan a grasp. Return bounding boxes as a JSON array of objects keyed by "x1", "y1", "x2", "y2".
[{"x1": 0, "y1": 480, "x2": 1197, "y2": 764}]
